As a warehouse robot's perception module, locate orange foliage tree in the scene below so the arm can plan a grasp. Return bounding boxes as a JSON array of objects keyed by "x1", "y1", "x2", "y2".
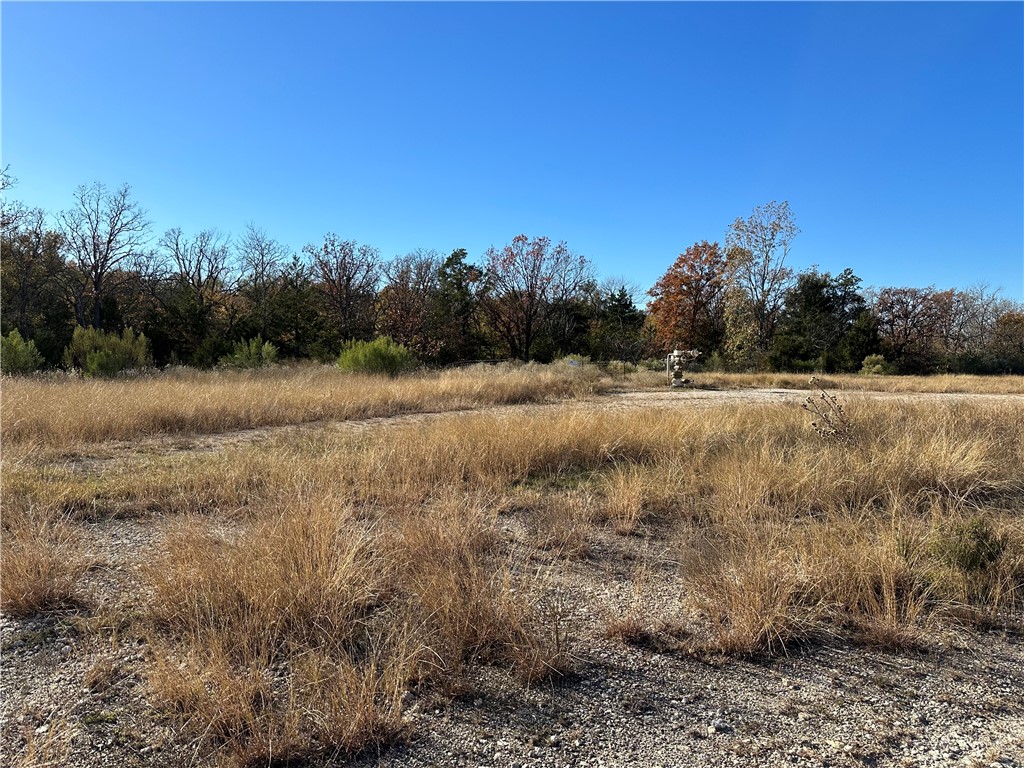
[{"x1": 646, "y1": 240, "x2": 729, "y2": 355}]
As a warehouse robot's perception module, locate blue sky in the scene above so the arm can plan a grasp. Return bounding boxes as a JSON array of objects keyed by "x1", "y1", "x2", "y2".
[{"x1": 2, "y1": 1, "x2": 1022, "y2": 301}]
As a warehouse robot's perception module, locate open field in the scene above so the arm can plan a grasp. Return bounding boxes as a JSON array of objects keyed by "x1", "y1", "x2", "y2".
[
  {"x1": 3, "y1": 365, "x2": 1022, "y2": 449},
  {"x1": 2, "y1": 365, "x2": 1023, "y2": 767}
]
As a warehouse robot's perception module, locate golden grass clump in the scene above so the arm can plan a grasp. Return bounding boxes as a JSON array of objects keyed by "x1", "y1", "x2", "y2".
[
  {"x1": 142, "y1": 497, "x2": 572, "y2": 765},
  {"x1": 0, "y1": 507, "x2": 92, "y2": 616}
]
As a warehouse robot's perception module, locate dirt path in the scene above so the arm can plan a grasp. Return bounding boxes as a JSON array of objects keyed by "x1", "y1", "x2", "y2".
[{"x1": 44, "y1": 386, "x2": 1024, "y2": 470}]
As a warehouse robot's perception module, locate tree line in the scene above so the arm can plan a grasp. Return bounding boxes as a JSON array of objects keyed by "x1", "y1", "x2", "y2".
[
  {"x1": 647, "y1": 201, "x2": 1023, "y2": 374},
  {"x1": 2, "y1": 172, "x2": 1022, "y2": 375}
]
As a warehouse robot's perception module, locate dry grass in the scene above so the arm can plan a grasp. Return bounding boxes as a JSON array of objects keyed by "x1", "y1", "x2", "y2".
[
  {"x1": 0, "y1": 362, "x2": 606, "y2": 448},
  {"x1": 682, "y1": 371, "x2": 1024, "y2": 394},
  {"x1": 11, "y1": 718, "x2": 71, "y2": 768},
  {"x1": 0, "y1": 506, "x2": 92, "y2": 616},
  {"x1": 4, "y1": 365, "x2": 1023, "y2": 763},
  {"x1": 141, "y1": 497, "x2": 572, "y2": 766}
]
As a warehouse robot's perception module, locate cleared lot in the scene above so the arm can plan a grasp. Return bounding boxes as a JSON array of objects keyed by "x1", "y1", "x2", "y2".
[{"x1": 3, "y1": 368, "x2": 1022, "y2": 768}]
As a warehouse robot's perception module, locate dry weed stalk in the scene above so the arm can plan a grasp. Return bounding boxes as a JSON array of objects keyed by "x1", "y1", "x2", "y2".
[{"x1": 801, "y1": 376, "x2": 853, "y2": 444}]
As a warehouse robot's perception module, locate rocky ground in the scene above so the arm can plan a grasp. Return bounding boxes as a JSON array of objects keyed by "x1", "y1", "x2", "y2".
[{"x1": 3, "y1": 388, "x2": 1023, "y2": 767}]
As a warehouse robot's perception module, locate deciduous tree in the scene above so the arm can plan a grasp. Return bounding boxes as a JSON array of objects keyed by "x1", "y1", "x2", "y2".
[
  {"x1": 646, "y1": 240, "x2": 728, "y2": 355},
  {"x1": 870, "y1": 286, "x2": 944, "y2": 373},
  {"x1": 726, "y1": 200, "x2": 798, "y2": 354},
  {"x1": 238, "y1": 223, "x2": 288, "y2": 339},
  {"x1": 304, "y1": 234, "x2": 380, "y2": 345},
  {"x1": 481, "y1": 235, "x2": 592, "y2": 362},
  {"x1": 154, "y1": 228, "x2": 235, "y2": 364},
  {"x1": 57, "y1": 182, "x2": 150, "y2": 329},
  {"x1": 377, "y1": 249, "x2": 443, "y2": 361}
]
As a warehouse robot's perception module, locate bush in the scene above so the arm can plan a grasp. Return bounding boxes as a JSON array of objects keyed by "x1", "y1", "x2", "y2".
[
  {"x1": 337, "y1": 337, "x2": 416, "y2": 376},
  {"x1": 1, "y1": 330, "x2": 44, "y2": 375},
  {"x1": 63, "y1": 326, "x2": 151, "y2": 377},
  {"x1": 860, "y1": 354, "x2": 892, "y2": 375},
  {"x1": 930, "y1": 517, "x2": 1008, "y2": 574},
  {"x1": 220, "y1": 336, "x2": 279, "y2": 369}
]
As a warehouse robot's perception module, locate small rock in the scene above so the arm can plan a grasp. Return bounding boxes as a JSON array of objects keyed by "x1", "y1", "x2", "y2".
[
  {"x1": 34, "y1": 723, "x2": 50, "y2": 735},
  {"x1": 711, "y1": 718, "x2": 733, "y2": 733}
]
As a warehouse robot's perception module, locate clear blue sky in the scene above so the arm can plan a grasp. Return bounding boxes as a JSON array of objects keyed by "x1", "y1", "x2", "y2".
[{"x1": 3, "y1": 1, "x2": 1022, "y2": 301}]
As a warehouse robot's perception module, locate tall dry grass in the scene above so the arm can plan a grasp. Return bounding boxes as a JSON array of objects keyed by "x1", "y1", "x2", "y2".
[
  {"x1": 682, "y1": 371, "x2": 1024, "y2": 394},
  {"x1": 143, "y1": 496, "x2": 572, "y2": 766},
  {"x1": 5, "y1": 367, "x2": 1022, "y2": 762},
  {"x1": 0, "y1": 362, "x2": 606, "y2": 448},
  {"x1": 0, "y1": 506, "x2": 92, "y2": 616}
]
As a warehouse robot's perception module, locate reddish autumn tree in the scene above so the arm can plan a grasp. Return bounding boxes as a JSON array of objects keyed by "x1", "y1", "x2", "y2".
[
  {"x1": 482, "y1": 234, "x2": 591, "y2": 361},
  {"x1": 646, "y1": 240, "x2": 729, "y2": 355}
]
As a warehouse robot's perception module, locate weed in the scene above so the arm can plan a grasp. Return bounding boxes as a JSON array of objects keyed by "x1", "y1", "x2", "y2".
[{"x1": 801, "y1": 377, "x2": 853, "y2": 444}]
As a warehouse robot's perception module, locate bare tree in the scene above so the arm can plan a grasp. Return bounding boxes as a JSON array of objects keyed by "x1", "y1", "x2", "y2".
[
  {"x1": 933, "y1": 284, "x2": 1010, "y2": 359},
  {"x1": 158, "y1": 227, "x2": 235, "y2": 310},
  {"x1": 726, "y1": 200, "x2": 799, "y2": 353},
  {"x1": 0, "y1": 165, "x2": 28, "y2": 232},
  {"x1": 303, "y1": 233, "x2": 381, "y2": 342},
  {"x1": 482, "y1": 234, "x2": 592, "y2": 361},
  {"x1": 238, "y1": 223, "x2": 288, "y2": 337},
  {"x1": 57, "y1": 182, "x2": 150, "y2": 328}
]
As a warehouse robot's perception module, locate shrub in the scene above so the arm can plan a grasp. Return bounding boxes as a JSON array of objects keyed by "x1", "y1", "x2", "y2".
[
  {"x1": 219, "y1": 336, "x2": 279, "y2": 369},
  {"x1": 63, "y1": 326, "x2": 151, "y2": 377},
  {"x1": 930, "y1": 517, "x2": 1008, "y2": 573},
  {"x1": 0, "y1": 330, "x2": 44, "y2": 375},
  {"x1": 337, "y1": 337, "x2": 416, "y2": 376},
  {"x1": 860, "y1": 354, "x2": 892, "y2": 375}
]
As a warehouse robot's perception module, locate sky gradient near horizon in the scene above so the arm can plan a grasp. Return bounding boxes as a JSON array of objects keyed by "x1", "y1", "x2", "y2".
[{"x1": 2, "y1": 1, "x2": 1022, "y2": 301}]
